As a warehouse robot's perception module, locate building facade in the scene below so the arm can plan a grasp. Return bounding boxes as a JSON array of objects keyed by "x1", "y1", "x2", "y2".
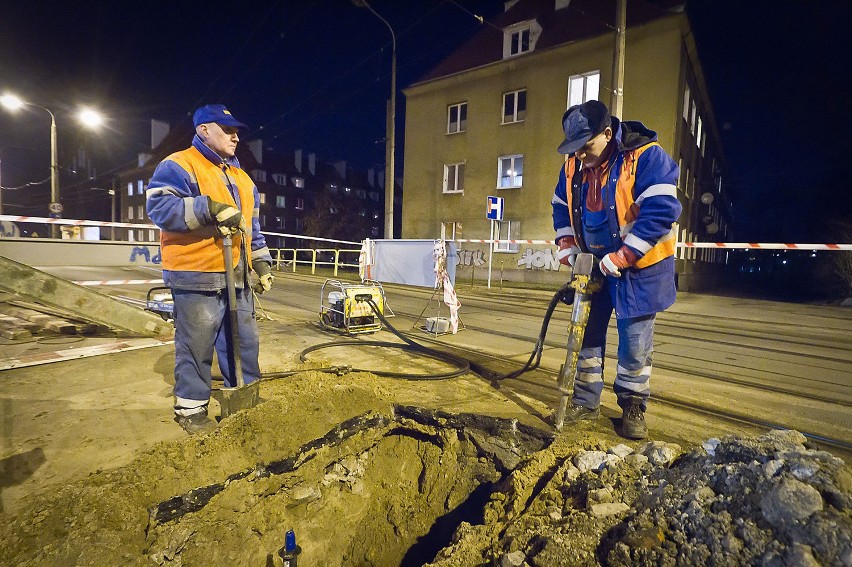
[{"x1": 401, "y1": 0, "x2": 729, "y2": 290}]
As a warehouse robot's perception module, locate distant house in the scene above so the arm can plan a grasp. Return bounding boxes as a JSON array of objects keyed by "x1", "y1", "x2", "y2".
[
  {"x1": 110, "y1": 119, "x2": 387, "y2": 248},
  {"x1": 401, "y1": 0, "x2": 729, "y2": 291}
]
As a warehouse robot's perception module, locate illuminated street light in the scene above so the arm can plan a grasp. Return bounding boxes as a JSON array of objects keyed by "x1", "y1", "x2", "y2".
[
  {"x1": 352, "y1": 0, "x2": 396, "y2": 239},
  {"x1": 1, "y1": 93, "x2": 104, "y2": 237}
]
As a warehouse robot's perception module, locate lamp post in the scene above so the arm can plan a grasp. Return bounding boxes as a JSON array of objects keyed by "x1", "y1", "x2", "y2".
[
  {"x1": 353, "y1": 0, "x2": 396, "y2": 239},
  {"x1": 1, "y1": 94, "x2": 103, "y2": 238}
]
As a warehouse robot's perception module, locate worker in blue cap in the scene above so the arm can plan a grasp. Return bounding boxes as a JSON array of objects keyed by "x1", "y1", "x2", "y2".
[
  {"x1": 551, "y1": 100, "x2": 682, "y2": 439},
  {"x1": 146, "y1": 104, "x2": 274, "y2": 434}
]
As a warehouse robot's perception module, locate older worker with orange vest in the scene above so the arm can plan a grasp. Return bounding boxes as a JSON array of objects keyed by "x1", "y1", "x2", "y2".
[
  {"x1": 551, "y1": 100, "x2": 681, "y2": 439},
  {"x1": 146, "y1": 104, "x2": 274, "y2": 434}
]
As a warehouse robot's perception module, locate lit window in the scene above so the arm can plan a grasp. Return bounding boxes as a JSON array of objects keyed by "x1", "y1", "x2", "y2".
[
  {"x1": 292, "y1": 177, "x2": 304, "y2": 188},
  {"x1": 682, "y1": 85, "x2": 691, "y2": 122},
  {"x1": 148, "y1": 229, "x2": 155, "y2": 241},
  {"x1": 495, "y1": 220, "x2": 520, "y2": 253},
  {"x1": 697, "y1": 117, "x2": 703, "y2": 149},
  {"x1": 567, "y1": 71, "x2": 600, "y2": 108},
  {"x1": 127, "y1": 182, "x2": 133, "y2": 196},
  {"x1": 497, "y1": 155, "x2": 523, "y2": 188},
  {"x1": 447, "y1": 102, "x2": 467, "y2": 134},
  {"x1": 443, "y1": 163, "x2": 465, "y2": 194},
  {"x1": 258, "y1": 192, "x2": 266, "y2": 205},
  {"x1": 251, "y1": 169, "x2": 267, "y2": 182},
  {"x1": 690, "y1": 101, "x2": 697, "y2": 136},
  {"x1": 128, "y1": 206, "x2": 134, "y2": 220},
  {"x1": 502, "y1": 89, "x2": 526, "y2": 123},
  {"x1": 295, "y1": 198, "x2": 304, "y2": 210},
  {"x1": 276, "y1": 196, "x2": 286, "y2": 208},
  {"x1": 137, "y1": 180, "x2": 144, "y2": 195},
  {"x1": 137, "y1": 205, "x2": 144, "y2": 219},
  {"x1": 272, "y1": 173, "x2": 287, "y2": 185}
]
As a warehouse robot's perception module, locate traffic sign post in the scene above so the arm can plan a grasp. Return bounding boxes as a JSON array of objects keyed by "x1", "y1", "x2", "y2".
[{"x1": 485, "y1": 196, "x2": 504, "y2": 289}]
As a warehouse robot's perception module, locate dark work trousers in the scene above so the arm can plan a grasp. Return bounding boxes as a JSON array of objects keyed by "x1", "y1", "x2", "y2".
[
  {"x1": 171, "y1": 287, "x2": 260, "y2": 416},
  {"x1": 572, "y1": 282, "x2": 657, "y2": 411}
]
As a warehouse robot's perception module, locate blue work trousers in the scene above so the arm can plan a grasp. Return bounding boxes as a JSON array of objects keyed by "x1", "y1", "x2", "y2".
[
  {"x1": 572, "y1": 287, "x2": 656, "y2": 411},
  {"x1": 172, "y1": 287, "x2": 260, "y2": 415}
]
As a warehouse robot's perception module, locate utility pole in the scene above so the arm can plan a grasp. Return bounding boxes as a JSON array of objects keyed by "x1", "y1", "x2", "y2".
[{"x1": 610, "y1": 0, "x2": 627, "y2": 117}]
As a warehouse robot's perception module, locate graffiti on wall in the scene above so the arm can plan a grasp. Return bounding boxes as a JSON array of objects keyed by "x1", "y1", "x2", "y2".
[
  {"x1": 129, "y1": 246, "x2": 162, "y2": 264},
  {"x1": 455, "y1": 249, "x2": 487, "y2": 267},
  {"x1": 517, "y1": 248, "x2": 561, "y2": 271},
  {"x1": 455, "y1": 247, "x2": 562, "y2": 272}
]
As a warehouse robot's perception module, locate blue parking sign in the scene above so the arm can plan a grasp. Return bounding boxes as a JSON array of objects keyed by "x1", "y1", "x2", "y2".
[{"x1": 486, "y1": 196, "x2": 504, "y2": 221}]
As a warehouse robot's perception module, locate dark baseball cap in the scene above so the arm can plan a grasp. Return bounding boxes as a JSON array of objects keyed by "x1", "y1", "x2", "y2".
[
  {"x1": 192, "y1": 104, "x2": 248, "y2": 129},
  {"x1": 557, "y1": 100, "x2": 611, "y2": 155}
]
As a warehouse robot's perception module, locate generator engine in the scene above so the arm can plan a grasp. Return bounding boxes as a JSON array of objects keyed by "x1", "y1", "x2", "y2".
[{"x1": 319, "y1": 279, "x2": 388, "y2": 335}]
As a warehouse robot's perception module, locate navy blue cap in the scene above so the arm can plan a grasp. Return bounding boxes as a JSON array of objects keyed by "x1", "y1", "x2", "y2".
[
  {"x1": 557, "y1": 100, "x2": 611, "y2": 155},
  {"x1": 192, "y1": 104, "x2": 248, "y2": 129}
]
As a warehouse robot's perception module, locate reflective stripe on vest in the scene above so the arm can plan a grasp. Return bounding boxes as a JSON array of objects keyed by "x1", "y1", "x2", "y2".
[{"x1": 563, "y1": 142, "x2": 675, "y2": 268}]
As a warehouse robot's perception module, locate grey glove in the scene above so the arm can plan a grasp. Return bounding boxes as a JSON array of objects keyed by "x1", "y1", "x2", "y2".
[
  {"x1": 207, "y1": 197, "x2": 244, "y2": 235},
  {"x1": 253, "y1": 260, "x2": 274, "y2": 294}
]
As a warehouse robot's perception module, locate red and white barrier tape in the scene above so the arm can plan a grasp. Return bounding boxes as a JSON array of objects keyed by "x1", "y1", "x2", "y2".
[
  {"x1": 0, "y1": 214, "x2": 157, "y2": 229},
  {"x1": 453, "y1": 238, "x2": 851, "y2": 250},
  {"x1": 3, "y1": 215, "x2": 849, "y2": 250}
]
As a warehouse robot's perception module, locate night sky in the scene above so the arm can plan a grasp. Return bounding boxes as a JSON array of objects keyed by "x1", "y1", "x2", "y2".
[{"x1": 1, "y1": 0, "x2": 849, "y2": 242}]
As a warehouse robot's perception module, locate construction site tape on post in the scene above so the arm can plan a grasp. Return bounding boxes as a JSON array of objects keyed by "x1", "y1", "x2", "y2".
[{"x1": 2, "y1": 215, "x2": 848, "y2": 250}]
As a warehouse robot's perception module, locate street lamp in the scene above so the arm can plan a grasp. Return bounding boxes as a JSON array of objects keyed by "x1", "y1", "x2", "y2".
[
  {"x1": 1, "y1": 93, "x2": 104, "y2": 238},
  {"x1": 353, "y1": 0, "x2": 396, "y2": 239}
]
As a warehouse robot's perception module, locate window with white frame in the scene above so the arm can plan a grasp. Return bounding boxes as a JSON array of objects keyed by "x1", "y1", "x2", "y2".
[
  {"x1": 443, "y1": 162, "x2": 465, "y2": 194},
  {"x1": 148, "y1": 229, "x2": 156, "y2": 241},
  {"x1": 251, "y1": 169, "x2": 267, "y2": 182},
  {"x1": 502, "y1": 89, "x2": 526, "y2": 123},
  {"x1": 690, "y1": 101, "x2": 697, "y2": 136},
  {"x1": 272, "y1": 173, "x2": 286, "y2": 185},
  {"x1": 447, "y1": 102, "x2": 467, "y2": 134},
  {"x1": 258, "y1": 192, "x2": 266, "y2": 205},
  {"x1": 137, "y1": 205, "x2": 144, "y2": 219},
  {"x1": 292, "y1": 177, "x2": 304, "y2": 189},
  {"x1": 128, "y1": 206, "x2": 134, "y2": 220},
  {"x1": 682, "y1": 84, "x2": 691, "y2": 122},
  {"x1": 498, "y1": 155, "x2": 523, "y2": 188},
  {"x1": 276, "y1": 196, "x2": 286, "y2": 208},
  {"x1": 503, "y1": 21, "x2": 540, "y2": 58},
  {"x1": 441, "y1": 221, "x2": 462, "y2": 241},
  {"x1": 495, "y1": 219, "x2": 520, "y2": 253},
  {"x1": 567, "y1": 71, "x2": 600, "y2": 108},
  {"x1": 295, "y1": 197, "x2": 304, "y2": 210}
]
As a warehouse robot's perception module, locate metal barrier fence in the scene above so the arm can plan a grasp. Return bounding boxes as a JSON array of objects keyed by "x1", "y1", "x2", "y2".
[{"x1": 270, "y1": 247, "x2": 361, "y2": 276}]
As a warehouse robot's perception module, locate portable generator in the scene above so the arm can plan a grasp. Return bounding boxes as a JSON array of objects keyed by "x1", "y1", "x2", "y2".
[
  {"x1": 146, "y1": 286, "x2": 174, "y2": 322},
  {"x1": 319, "y1": 279, "x2": 389, "y2": 335}
]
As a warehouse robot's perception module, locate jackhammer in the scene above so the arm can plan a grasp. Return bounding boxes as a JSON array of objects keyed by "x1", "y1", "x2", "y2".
[
  {"x1": 494, "y1": 252, "x2": 601, "y2": 430},
  {"x1": 553, "y1": 253, "x2": 602, "y2": 430}
]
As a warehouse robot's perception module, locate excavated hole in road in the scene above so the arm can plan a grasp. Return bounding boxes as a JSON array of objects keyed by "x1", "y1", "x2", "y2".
[{"x1": 144, "y1": 405, "x2": 553, "y2": 566}]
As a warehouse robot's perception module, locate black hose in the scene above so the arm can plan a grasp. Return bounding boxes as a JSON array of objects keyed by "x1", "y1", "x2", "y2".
[{"x1": 495, "y1": 283, "x2": 574, "y2": 381}]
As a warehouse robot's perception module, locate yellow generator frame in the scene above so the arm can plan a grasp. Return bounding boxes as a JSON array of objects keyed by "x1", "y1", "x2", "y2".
[{"x1": 319, "y1": 279, "x2": 390, "y2": 335}]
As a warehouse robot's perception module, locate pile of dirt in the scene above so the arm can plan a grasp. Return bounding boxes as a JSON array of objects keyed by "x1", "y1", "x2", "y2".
[
  {"x1": 428, "y1": 430, "x2": 851, "y2": 567},
  {"x1": 1, "y1": 370, "x2": 849, "y2": 566}
]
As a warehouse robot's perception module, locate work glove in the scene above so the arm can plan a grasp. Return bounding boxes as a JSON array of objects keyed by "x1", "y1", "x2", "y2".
[
  {"x1": 599, "y1": 246, "x2": 637, "y2": 277},
  {"x1": 207, "y1": 197, "x2": 245, "y2": 236},
  {"x1": 253, "y1": 260, "x2": 274, "y2": 294},
  {"x1": 556, "y1": 236, "x2": 580, "y2": 267}
]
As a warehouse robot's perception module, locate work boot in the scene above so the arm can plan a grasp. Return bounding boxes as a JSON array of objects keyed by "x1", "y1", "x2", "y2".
[
  {"x1": 561, "y1": 404, "x2": 601, "y2": 425},
  {"x1": 175, "y1": 411, "x2": 217, "y2": 435},
  {"x1": 621, "y1": 397, "x2": 648, "y2": 440}
]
